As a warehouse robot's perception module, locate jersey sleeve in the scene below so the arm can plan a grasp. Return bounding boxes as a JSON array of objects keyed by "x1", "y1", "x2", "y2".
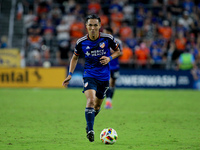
[
  {"x1": 115, "y1": 38, "x2": 123, "y2": 51},
  {"x1": 74, "y1": 42, "x2": 82, "y2": 56},
  {"x1": 109, "y1": 37, "x2": 119, "y2": 51}
]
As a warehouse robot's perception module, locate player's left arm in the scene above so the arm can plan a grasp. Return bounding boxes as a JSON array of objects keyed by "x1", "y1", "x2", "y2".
[
  {"x1": 110, "y1": 47, "x2": 122, "y2": 60},
  {"x1": 100, "y1": 47, "x2": 121, "y2": 65}
]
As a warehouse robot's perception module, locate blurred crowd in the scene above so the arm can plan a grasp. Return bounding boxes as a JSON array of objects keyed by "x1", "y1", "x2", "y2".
[
  {"x1": 0, "y1": 36, "x2": 7, "y2": 48},
  {"x1": 10, "y1": 0, "x2": 200, "y2": 71}
]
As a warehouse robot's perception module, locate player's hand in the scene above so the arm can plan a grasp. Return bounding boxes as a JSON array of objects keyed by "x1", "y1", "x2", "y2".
[
  {"x1": 100, "y1": 56, "x2": 110, "y2": 65},
  {"x1": 62, "y1": 75, "x2": 72, "y2": 88}
]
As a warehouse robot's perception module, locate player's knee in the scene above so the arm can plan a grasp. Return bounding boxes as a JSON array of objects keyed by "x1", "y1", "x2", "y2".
[{"x1": 86, "y1": 98, "x2": 95, "y2": 107}]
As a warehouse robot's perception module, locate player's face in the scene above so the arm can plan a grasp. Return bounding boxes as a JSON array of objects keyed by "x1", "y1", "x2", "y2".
[{"x1": 86, "y1": 19, "x2": 101, "y2": 40}]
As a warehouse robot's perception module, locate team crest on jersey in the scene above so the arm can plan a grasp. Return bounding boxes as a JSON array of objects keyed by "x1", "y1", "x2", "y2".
[
  {"x1": 84, "y1": 82, "x2": 88, "y2": 87},
  {"x1": 99, "y1": 42, "x2": 105, "y2": 48}
]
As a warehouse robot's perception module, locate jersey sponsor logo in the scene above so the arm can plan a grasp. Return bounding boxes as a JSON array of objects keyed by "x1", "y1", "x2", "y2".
[
  {"x1": 99, "y1": 42, "x2": 105, "y2": 48},
  {"x1": 91, "y1": 49, "x2": 106, "y2": 56},
  {"x1": 86, "y1": 46, "x2": 90, "y2": 49}
]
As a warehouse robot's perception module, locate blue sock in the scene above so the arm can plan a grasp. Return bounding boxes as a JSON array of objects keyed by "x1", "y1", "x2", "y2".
[
  {"x1": 106, "y1": 88, "x2": 111, "y2": 98},
  {"x1": 85, "y1": 107, "x2": 95, "y2": 132},
  {"x1": 95, "y1": 108, "x2": 101, "y2": 117},
  {"x1": 108, "y1": 87, "x2": 115, "y2": 100}
]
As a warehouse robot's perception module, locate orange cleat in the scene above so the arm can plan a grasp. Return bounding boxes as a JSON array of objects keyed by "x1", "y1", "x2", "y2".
[{"x1": 105, "y1": 100, "x2": 112, "y2": 109}]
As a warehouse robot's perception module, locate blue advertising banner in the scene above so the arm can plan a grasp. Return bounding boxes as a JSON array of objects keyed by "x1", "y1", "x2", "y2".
[
  {"x1": 116, "y1": 69, "x2": 194, "y2": 89},
  {"x1": 68, "y1": 69, "x2": 194, "y2": 89}
]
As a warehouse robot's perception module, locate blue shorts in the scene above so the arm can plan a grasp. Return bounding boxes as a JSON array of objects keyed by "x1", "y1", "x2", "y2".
[
  {"x1": 83, "y1": 77, "x2": 109, "y2": 99},
  {"x1": 110, "y1": 69, "x2": 120, "y2": 79}
]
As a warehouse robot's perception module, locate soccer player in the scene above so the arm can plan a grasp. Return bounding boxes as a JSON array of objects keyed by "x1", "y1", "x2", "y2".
[
  {"x1": 103, "y1": 27, "x2": 123, "y2": 109},
  {"x1": 62, "y1": 14, "x2": 121, "y2": 142}
]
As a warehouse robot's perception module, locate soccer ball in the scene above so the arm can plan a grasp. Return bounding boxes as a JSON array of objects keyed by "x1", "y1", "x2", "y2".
[{"x1": 100, "y1": 128, "x2": 118, "y2": 144}]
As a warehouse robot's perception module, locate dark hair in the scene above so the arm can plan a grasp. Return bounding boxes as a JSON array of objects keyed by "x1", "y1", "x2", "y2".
[
  {"x1": 85, "y1": 14, "x2": 101, "y2": 23},
  {"x1": 104, "y1": 27, "x2": 113, "y2": 34}
]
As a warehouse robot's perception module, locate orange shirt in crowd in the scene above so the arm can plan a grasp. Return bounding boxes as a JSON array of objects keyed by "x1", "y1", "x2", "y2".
[
  {"x1": 28, "y1": 35, "x2": 42, "y2": 44},
  {"x1": 158, "y1": 26, "x2": 172, "y2": 40},
  {"x1": 135, "y1": 47, "x2": 150, "y2": 64},
  {"x1": 119, "y1": 47, "x2": 133, "y2": 63},
  {"x1": 88, "y1": 2, "x2": 101, "y2": 14},
  {"x1": 175, "y1": 38, "x2": 187, "y2": 51},
  {"x1": 37, "y1": 6, "x2": 48, "y2": 15},
  {"x1": 100, "y1": 15, "x2": 109, "y2": 27},
  {"x1": 111, "y1": 12, "x2": 124, "y2": 27},
  {"x1": 70, "y1": 22, "x2": 84, "y2": 38},
  {"x1": 119, "y1": 26, "x2": 133, "y2": 41}
]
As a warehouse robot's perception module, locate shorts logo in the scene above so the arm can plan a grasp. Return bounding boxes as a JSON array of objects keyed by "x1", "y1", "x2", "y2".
[
  {"x1": 99, "y1": 42, "x2": 105, "y2": 48},
  {"x1": 84, "y1": 82, "x2": 88, "y2": 87}
]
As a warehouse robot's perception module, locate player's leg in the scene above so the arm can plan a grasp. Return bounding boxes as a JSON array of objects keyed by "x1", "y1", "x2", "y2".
[
  {"x1": 84, "y1": 89, "x2": 96, "y2": 142},
  {"x1": 105, "y1": 70, "x2": 119, "y2": 109},
  {"x1": 105, "y1": 78, "x2": 116, "y2": 108},
  {"x1": 109, "y1": 77, "x2": 116, "y2": 99},
  {"x1": 83, "y1": 77, "x2": 97, "y2": 142},
  {"x1": 105, "y1": 71, "x2": 113, "y2": 108},
  {"x1": 85, "y1": 96, "x2": 103, "y2": 135},
  {"x1": 94, "y1": 97, "x2": 104, "y2": 116}
]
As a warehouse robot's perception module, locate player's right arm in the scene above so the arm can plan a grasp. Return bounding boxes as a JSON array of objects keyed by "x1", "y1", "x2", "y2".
[{"x1": 62, "y1": 54, "x2": 79, "y2": 87}]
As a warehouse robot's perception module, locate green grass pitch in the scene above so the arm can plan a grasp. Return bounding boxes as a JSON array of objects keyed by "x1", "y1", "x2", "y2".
[{"x1": 0, "y1": 88, "x2": 200, "y2": 150}]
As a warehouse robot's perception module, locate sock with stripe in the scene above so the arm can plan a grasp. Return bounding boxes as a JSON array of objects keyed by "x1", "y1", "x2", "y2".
[{"x1": 85, "y1": 107, "x2": 95, "y2": 132}]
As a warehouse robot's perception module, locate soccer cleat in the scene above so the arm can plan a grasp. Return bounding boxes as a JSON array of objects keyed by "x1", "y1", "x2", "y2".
[
  {"x1": 87, "y1": 130, "x2": 95, "y2": 142},
  {"x1": 105, "y1": 100, "x2": 112, "y2": 109}
]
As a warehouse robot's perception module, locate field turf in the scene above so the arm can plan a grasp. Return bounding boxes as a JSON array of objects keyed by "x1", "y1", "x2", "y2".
[{"x1": 0, "y1": 88, "x2": 200, "y2": 150}]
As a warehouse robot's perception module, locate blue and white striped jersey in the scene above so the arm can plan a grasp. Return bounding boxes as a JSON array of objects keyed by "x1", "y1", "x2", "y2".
[{"x1": 74, "y1": 32, "x2": 119, "y2": 81}]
